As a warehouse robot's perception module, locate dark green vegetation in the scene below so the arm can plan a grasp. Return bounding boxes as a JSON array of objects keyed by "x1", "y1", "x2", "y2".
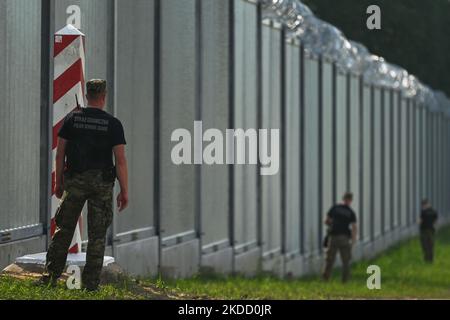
[
  {"x1": 302, "y1": 0, "x2": 450, "y2": 96},
  {"x1": 2, "y1": 226, "x2": 450, "y2": 299}
]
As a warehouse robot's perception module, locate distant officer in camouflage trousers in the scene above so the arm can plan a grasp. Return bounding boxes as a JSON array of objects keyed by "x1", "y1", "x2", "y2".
[
  {"x1": 37, "y1": 79, "x2": 129, "y2": 291},
  {"x1": 419, "y1": 199, "x2": 438, "y2": 263},
  {"x1": 322, "y1": 192, "x2": 358, "y2": 283}
]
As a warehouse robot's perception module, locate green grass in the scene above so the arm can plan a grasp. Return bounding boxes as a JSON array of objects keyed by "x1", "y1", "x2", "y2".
[
  {"x1": 0, "y1": 276, "x2": 145, "y2": 300},
  {"x1": 151, "y1": 227, "x2": 450, "y2": 300},
  {"x1": 2, "y1": 227, "x2": 450, "y2": 300}
]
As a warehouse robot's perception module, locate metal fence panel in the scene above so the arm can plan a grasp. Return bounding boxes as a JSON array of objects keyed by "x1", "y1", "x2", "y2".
[
  {"x1": 409, "y1": 100, "x2": 417, "y2": 224},
  {"x1": 284, "y1": 40, "x2": 301, "y2": 254},
  {"x1": 432, "y1": 113, "x2": 435, "y2": 210},
  {"x1": 414, "y1": 102, "x2": 421, "y2": 222},
  {"x1": 0, "y1": 0, "x2": 42, "y2": 232},
  {"x1": 321, "y1": 62, "x2": 334, "y2": 234},
  {"x1": 435, "y1": 115, "x2": 439, "y2": 214},
  {"x1": 446, "y1": 118, "x2": 449, "y2": 216},
  {"x1": 447, "y1": 120, "x2": 450, "y2": 216},
  {"x1": 430, "y1": 113, "x2": 435, "y2": 206},
  {"x1": 303, "y1": 57, "x2": 320, "y2": 254},
  {"x1": 392, "y1": 91, "x2": 401, "y2": 228},
  {"x1": 442, "y1": 117, "x2": 446, "y2": 215},
  {"x1": 430, "y1": 113, "x2": 435, "y2": 208},
  {"x1": 114, "y1": 0, "x2": 155, "y2": 235},
  {"x1": 335, "y1": 73, "x2": 347, "y2": 202},
  {"x1": 440, "y1": 115, "x2": 443, "y2": 213},
  {"x1": 437, "y1": 115, "x2": 442, "y2": 213},
  {"x1": 159, "y1": 0, "x2": 197, "y2": 239},
  {"x1": 424, "y1": 110, "x2": 429, "y2": 202},
  {"x1": 427, "y1": 112, "x2": 431, "y2": 206},
  {"x1": 349, "y1": 76, "x2": 361, "y2": 226},
  {"x1": 419, "y1": 106, "x2": 424, "y2": 214},
  {"x1": 434, "y1": 115, "x2": 438, "y2": 213},
  {"x1": 383, "y1": 89, "x2": 392, "y2": 233},
  {"x1": 400, "y1": 97, "x2": 408, "y2": 228},
  {"x1": 445, "y1": 120, "x2": 448, "y2": 216},
  {"x1": 437, "y1": 115, "x2": 441, "y2": 214},
  {"x1": 261, "y1": 24, "x2": 282, "y2": 255},
  {"x1": 200, "y1": 0, "x2": 230, "y2": 248},
  {"x1": 362, "y1": 85, "x2": 372, "y2": 241},
  {"x1": 373, "y1": 88, "x2": 382, "y2": 238},
  {"x1": 422, "y1": 106, "x2": 430, "y2": 198},
  {"x1": 233, "y1": 0, "x2": 258, "y2": 247}
]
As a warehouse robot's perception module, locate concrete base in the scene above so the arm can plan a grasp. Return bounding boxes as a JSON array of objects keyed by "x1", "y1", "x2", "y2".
[
  {"x1": 160, "y1": 239, "x2": 200, "y2": 279},
  {"x1": 353, "y1": 242, "x2": 365, "y2": 261},
  {"x1": 409, "y1": 227, "x2": 419, "y2": 238},
  {"x1": 383, "y1": 232, "x2": 394, "y2": 250},
  {"x1": 300, "y1": 253, "x2": 323, "y2": 276},
  {"x1": 115, "y1": 236, "x2": 159, "y2": 277},
  {"x1": 261, "y1": 253, "x2": 284, "y2": 278},
  {"x1": 284, "y1": 255, "x2": 303, "y2": 278},
  {"x1": 392, "y1": 229, "x2": 401, "y2": 243},
  {"x1": 373, "y1": 237, "x2": 384, "y2": 255},
  {"x1": 15, "y1": 252, "x2": 115, "y2": 267},
  {"x1": 201, "y1": 247, "x2": 233, "y2": 275},
  {"x1": 400, "y1": 227, "x2": 410, "y2": 239},
  {"x1": 0, "y1": 236, "x2": 46, "y2": 271},
  {"x1": 361, "y1": 241, "x2": 375, "y2": 260},
  {"x1": 234, "y1": 247, "x2": 261, "y2": 276}
]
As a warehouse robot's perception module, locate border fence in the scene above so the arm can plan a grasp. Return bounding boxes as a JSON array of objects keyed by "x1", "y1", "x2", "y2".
[{"x1": 1, "y1": 0, "x2": 450, "y2": 278}]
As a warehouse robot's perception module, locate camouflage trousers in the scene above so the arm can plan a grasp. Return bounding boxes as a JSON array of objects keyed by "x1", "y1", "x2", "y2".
[
  {"x1": 44, "y1": 169, "x2": 114, "y2": 290},
  {"x1": 323, "y1": 235, "x2": 353, "y2": 283},
  {"x1": 420, "y1": 229, "x2": 435, "y2": 263}
]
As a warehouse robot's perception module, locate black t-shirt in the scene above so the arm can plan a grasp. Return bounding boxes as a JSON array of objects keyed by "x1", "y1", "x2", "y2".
[
  {"x1": 327, "y1": 204, "x2": 357, "y2": 237},
  {"x1": 420, "y1": 208, "x2": 438, "y2": 231},
  {"x1": 58, "y1": 107, "x2": 126, "y2": 173}
]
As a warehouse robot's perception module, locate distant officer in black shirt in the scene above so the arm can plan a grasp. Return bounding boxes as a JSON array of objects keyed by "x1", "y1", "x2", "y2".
[
  {"x1": 322, "y1": 192, "x2": 357, "y2": 283},
  {"x1": 419, "y1": 199, "x2": 438, "y2": 263},
  {"x1": 36, "y1": 79, "x2": 129, "y2": 291}
]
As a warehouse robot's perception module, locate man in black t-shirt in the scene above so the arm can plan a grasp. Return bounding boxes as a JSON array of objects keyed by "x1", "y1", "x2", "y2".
[
  {"x1": 419, "y1": 199, "x2": 438, "y2": 263},
  {"x1": 322, "y1": 192, "x2": 358, "y2": 283},
  {"x1": 36, "y1": 79, "x2": 129, "y2": 291}
]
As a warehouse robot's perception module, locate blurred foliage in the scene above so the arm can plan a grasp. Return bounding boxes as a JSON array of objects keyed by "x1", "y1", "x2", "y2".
[{"x1": 302, "y1": 0, "x2": 450, "y2": 96}]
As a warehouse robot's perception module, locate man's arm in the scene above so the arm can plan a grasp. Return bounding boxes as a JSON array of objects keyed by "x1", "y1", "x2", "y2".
[
  {"x1": 113, "y1": 144, "x2": 129, "y2": 212},
  {"x1": 351, "y1": 223, "x2": 358, "y2": 244},
  {"x1": 324, "y1": 207, "x2": 333, "y2": 225},
  {"x1": 54, "y1": 137, "x2": 67, "y2": 199}
]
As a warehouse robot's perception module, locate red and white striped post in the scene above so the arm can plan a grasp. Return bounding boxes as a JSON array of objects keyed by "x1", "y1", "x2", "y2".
[{"x1": 51, "y1": 24, "x2": 86, "y2": 254}]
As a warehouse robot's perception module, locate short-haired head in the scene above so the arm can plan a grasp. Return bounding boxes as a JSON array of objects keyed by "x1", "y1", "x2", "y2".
[
  {"x1": 86, "y1": 79, "x2": 107, "y2": 101},
  {"x1": 342, "y1": 192, "x2": 354, "y2": 205},
  {"x1": 421, "y1": 199, "x2": 430, "y2": 208}
]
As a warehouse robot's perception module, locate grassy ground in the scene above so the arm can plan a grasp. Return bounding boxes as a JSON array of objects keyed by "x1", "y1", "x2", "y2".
[
  {"x1": 0, "y1": 273, "x2": 192, "y2": 300},
  {"x1": 0, "y1": 276, "x2": 142, "y2": 300},
  {"x1": 1, "y1": 226, "x2": 450, "y2": 300},
  {"x1": 155, "y1": 226, "x2": 450, "y2": 300}
]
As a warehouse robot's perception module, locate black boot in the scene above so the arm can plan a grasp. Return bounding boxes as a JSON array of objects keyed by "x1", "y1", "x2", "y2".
[{"x1": 33, "y1": 275, "x2": 58, "y2": 288}]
